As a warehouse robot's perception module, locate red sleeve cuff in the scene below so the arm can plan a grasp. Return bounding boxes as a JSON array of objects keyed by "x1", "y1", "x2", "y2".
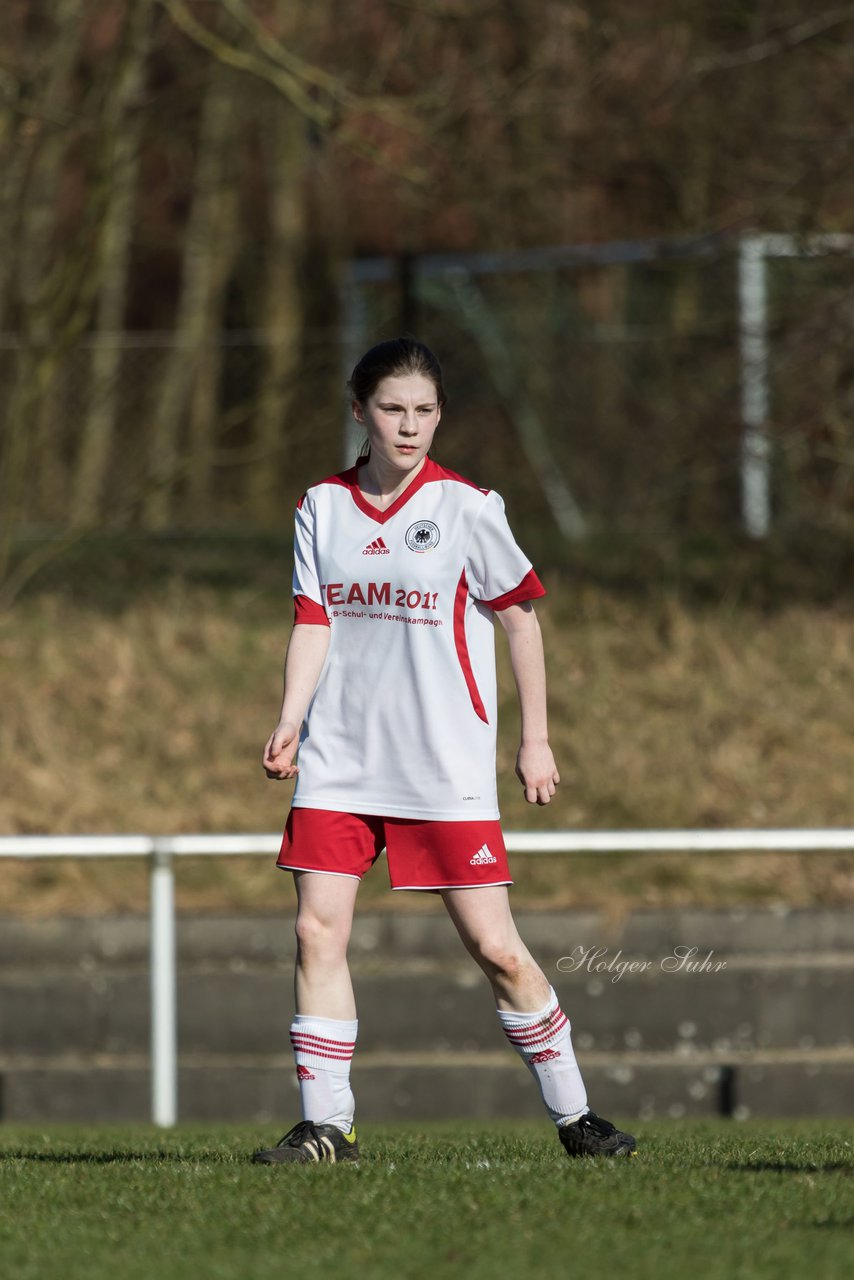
[
  {"x1": 482, "y1": 569, "x2": 547, "y2": 612},
  {"x1": 293, "y1": 594, "x2": 330, "y2": 626}
]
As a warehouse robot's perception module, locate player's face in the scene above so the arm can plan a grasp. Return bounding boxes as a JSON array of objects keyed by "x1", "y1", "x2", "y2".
[{"x1": 353, "y1": 373, "x2": 441, "y2": 472}]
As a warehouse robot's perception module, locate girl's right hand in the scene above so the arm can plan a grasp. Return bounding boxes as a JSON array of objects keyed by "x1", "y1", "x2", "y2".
[{"x1": 263, "y1": 721, "x2": 300, "y2": 779}]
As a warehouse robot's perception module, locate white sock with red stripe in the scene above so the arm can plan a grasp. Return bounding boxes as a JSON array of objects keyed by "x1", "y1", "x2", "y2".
[
  {"x1": 498, "y1": 987, "x2": 588, "y2": 1126},
  {"x1": 289, "y1": 1014, "x2": 357, "y2": 1133}
]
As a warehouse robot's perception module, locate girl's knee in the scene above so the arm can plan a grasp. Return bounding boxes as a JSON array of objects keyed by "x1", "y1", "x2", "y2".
[
  {"x1": 471, "y1": 939, "x2": 528, "y2": 984},
  {"x1": 294, "y1": 909, "x2": 351, "y2": 959}
]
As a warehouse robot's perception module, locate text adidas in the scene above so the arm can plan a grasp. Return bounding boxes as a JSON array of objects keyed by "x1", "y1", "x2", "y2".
[{"x1": 362, "y1": 537, "x2": 390, "y2": 556}]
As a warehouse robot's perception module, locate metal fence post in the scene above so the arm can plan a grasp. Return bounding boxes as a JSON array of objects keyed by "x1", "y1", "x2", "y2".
[
  {"x1": 738, "y1": 234, "x2": 771, "y2": 538},
  {"x1": 150, "y1": 837, "x2": 177, "y2": 1127}
]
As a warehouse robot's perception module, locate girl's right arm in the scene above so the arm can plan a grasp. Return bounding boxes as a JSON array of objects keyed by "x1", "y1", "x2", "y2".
[{"x1": 262, "y1": 623, "x2": 331, "y2": 779}]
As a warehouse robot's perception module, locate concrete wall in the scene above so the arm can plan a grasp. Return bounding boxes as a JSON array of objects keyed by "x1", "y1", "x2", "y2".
[{"x1": 1, "y1": 907, "x2": 852, "y2": 1122}]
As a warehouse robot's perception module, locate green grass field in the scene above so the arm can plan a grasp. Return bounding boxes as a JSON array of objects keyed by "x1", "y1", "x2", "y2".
[{"x1": 1, "y1": 1120, "x2": 852, "y2": 1279}]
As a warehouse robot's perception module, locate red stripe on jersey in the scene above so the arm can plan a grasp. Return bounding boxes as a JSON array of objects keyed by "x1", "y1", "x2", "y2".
[
  {"x1": 309, "y1": 458, "x2": 490, "y2": 524},
  {"x1": 334, "y1": 459, "x2": 436, "y2": 525},
  {"x1": 482, "y1": 568, "x2": 547, "y2": 612},
  {"x1": 427, "y1": 460, "x2": 491, "y2": 495},
  {"x1": 453, "y1": 569, "x2": 488, "y2": 724},
  {"x1": 296, "y1": 476, "x2": 364, "y2": 508},
  {"x1": 293, "y1": 594, "x2": 331, "y2": 626}
]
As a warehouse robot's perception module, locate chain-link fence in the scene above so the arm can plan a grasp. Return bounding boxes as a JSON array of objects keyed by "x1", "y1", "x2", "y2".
[{"x1": 2, "y1": 239, "x2": 853, "y2": 603}]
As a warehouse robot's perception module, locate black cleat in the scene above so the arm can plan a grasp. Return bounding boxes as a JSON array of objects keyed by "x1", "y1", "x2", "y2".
[
  {"x1": 559, "y1": 1110, "x2": 637, "y2": 1158},
  {"x1": 252, "y1": 1119, "x2": 359, "y2": 1165}
]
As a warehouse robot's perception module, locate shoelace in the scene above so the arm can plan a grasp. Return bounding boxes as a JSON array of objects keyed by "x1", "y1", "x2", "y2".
[
  {"x1": 276, "y1": 1120, "x2": 328, "y2": 1159},
  {"x1": 579, "y1": 1112, "x2": 615, "y2": 1136}
]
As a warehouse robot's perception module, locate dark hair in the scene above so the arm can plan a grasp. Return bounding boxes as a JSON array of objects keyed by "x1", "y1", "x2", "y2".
[{"x1": 348, "y1": 337, "x2": 447, "y2": 409}]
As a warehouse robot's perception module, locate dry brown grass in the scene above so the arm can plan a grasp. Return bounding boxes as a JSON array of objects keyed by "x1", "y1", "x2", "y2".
[{"x1": 1, "y1": 581, "x2": 853, "y2": 916}]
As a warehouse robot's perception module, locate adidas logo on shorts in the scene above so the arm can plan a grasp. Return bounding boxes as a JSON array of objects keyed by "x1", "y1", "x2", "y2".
[{"x1": 469, "y1": 843, "x2": 498, "y2": 866}]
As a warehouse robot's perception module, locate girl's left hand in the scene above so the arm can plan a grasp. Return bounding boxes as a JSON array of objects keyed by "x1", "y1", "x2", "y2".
[{"x1": 515, "y1": 742, "x2": 560, "y2": 805}]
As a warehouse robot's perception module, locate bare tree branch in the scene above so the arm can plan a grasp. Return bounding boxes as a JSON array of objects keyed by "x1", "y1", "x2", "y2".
[
  {"x1": 156, "y1": 0, "x2": 334, "y2": 125},
  {"x1": 156, "y1": 0, "x2": 431, "y2": 182},
  {"x1": 217, "y1": 0, "x2": 351, "y2": 99},
  {"x1": 690, "y1": 5, "x2": 854, "y2": 76}
]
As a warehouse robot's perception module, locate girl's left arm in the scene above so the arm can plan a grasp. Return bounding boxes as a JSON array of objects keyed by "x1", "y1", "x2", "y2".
[{"x1": 495, "y1": 601, "x2": 560, "y2": 806}]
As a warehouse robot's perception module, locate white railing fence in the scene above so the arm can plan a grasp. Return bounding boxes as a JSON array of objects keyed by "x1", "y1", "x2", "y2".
[{"x1": 2, "y1": 829, "x2": 853, "y2": 1127}]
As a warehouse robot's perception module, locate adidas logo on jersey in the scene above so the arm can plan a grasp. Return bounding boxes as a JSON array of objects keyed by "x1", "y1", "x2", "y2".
[
  {"x1": 362, "y1": 537, "x2": 390, "y2": 555},
  {"x1": 469, "y1": 843, "x2": 498, "y2": 865}
]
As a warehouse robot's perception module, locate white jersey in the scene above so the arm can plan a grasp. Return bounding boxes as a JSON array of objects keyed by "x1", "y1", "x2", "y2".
[{"x1": 290, "y1": 456, "x2": 545, "y2": 821}]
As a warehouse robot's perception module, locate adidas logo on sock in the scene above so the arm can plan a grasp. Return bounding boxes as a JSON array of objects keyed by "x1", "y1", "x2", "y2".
[
  {"x1": 529, "y1": 1048, "x2": 561, "y2": 1064},
  {"x1": 296, "y1": 1064, "x2": 316, "y2": 1081},
  {"x1": 469, "y1": 843, "x2": 498, "y2": 865},
  {"x1": 362, "y1": 537, "x2": 390, "y2": 555}
]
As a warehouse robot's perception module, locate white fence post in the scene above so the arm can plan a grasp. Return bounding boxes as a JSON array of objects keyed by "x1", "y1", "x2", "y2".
[
  {"x1": 738, "y1": 234, "x2": 771, "y2": 539},
  {"x1": 150, "y1": 837, "x2": 177, "y2": 1128},
  {"x1": 2, "y1": 830, "x2": 854, "y2": 1126}
]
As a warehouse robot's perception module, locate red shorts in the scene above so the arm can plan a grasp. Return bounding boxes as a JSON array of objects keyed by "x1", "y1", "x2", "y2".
[{"x1": 277, "y1": 807, "x2": 512, "y2": 891}]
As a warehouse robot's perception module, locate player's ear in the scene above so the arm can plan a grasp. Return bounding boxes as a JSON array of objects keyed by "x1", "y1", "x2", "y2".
[{"x1": 352, "y1": 399, "x2": 364, "y2": 423}]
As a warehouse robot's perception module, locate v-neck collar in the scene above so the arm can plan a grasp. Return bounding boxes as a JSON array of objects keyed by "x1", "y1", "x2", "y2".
[{"x1": 346, "y1": 456, "x2": 436, "y2": 525}]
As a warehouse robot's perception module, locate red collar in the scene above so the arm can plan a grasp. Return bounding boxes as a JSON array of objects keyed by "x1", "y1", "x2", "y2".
[{"x1": 344, "y1": 456, "x2": 438, "y2": 525}]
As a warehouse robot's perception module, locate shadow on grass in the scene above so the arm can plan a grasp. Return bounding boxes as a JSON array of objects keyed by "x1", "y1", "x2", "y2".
[
  {"x1": 726, "y1": 1160, "x2": 854, "y2": 1175},
  {"x1": 5, "y1": 1150, "x2": 236, "y2": 1164}
]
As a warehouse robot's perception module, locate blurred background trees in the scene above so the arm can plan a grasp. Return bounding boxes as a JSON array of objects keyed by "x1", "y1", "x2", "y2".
[{"x1": 1, "y1": 0, "x2": 853, "y2": 600}]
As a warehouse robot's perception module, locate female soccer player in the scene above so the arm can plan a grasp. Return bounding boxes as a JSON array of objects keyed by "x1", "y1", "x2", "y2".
[{"x1": 252, "y1": 338, "x2": 636, "y2": 1164}]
